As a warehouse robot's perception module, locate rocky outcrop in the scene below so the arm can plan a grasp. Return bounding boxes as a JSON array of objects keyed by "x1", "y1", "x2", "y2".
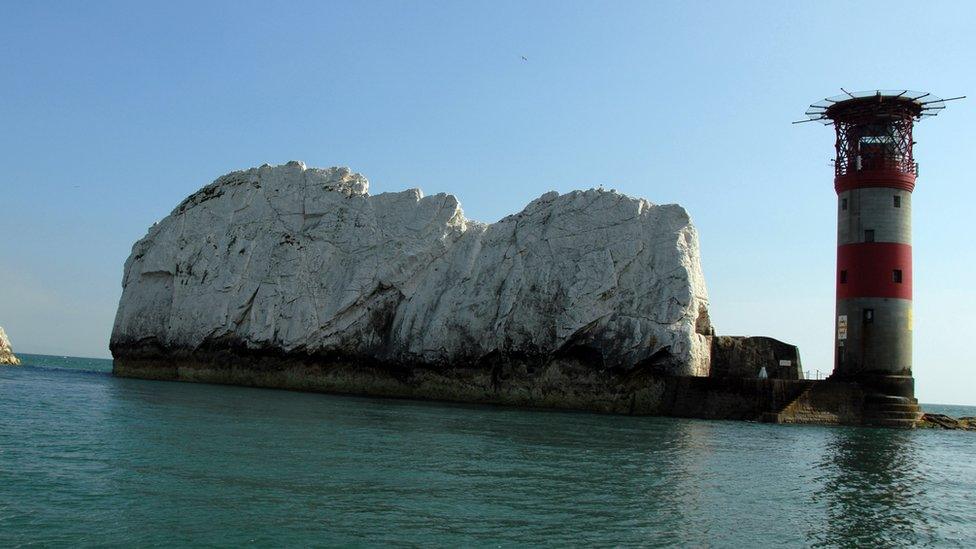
[
  {"x1": 919, "y1": 414, "x2": 976, "y2": 431},
  {"x1": 111, "y1": 161, "x2": 715, "y2": 411},
  {"x1": 0, "y1": 327, "x2": 21, "y2": 365}
]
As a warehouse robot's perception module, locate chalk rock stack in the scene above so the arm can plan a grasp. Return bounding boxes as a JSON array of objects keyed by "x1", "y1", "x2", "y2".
[
  {"x1": 111, "y1": 162, "x2": 713, "y2": 410},
  {"x1": 0, "y1": 327, "x2": 21, "y2": 365}
]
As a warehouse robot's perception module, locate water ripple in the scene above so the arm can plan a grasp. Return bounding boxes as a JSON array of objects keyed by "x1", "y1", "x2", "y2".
[{"x1": 1, "y1": 357, "x2": 974, "y2": 547}]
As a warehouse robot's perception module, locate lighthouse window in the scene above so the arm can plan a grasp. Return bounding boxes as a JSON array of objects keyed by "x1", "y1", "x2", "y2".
[
  {"x1": 893, "y1": 195, "x2": 901, "y2": 208},
  {"x1": 841, "y1": 198, "x2": 848, "y2": 211},
  {"x1": 865, "y1": 229, "x2": 875, "y2": 242},
  {"x1": 893, "y1": 269, "x2": 903, "y2": 283},
  {"x1": 840, "y1": 270, "x2": 847, "y2": 283}
]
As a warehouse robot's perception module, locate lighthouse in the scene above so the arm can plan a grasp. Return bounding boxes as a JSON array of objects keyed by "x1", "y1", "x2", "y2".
[{"x1": 801, "y1": 90, "x2": 961, "y2": 405}]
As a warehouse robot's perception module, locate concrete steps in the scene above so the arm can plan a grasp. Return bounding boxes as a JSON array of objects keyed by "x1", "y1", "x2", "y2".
[
  {"x1": 865, "y1": 410, "x2": 920, "y2": 420},
  {"x1": 767, "y1": 383, "x2": 924, "y2": 428},
  {"x1": 871, "y1": 404, "x2": 919, "y2": 413},
  {"x1": 863, "y1": 417, "x2": 919, "y2": 428},
  {"x1": 862, "y1": 394, "x2": 922, "y2": 428}
]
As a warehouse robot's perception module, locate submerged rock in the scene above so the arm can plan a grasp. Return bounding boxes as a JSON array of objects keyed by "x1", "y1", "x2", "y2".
[
  {"x1": 111, "y1": 161, "x2": 715, "y2": 411},
  {"x1": 919, "y1": 414, "x2": 976, "y2": 431},
  {"x1": 0, "y1": 327, "x2": 21, "y2": 366}
]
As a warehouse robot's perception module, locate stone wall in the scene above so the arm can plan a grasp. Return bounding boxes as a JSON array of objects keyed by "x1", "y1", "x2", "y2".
[{"x1": 709, "y1": 336, "x2": 802, "y2": 379}]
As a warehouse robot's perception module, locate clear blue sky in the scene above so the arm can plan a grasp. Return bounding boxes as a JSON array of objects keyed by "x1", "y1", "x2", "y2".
[{"x1": 1, "y1": 1, "x2": 973, "y2": 404}]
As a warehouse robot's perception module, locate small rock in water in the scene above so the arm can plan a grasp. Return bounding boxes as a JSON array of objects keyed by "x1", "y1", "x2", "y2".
[
  {"x1": 919, "y1": 413, "x2": 976, "y2": 431},
  {"x1": 0, "y1": 326, "x2": 22, "y2": 366}
]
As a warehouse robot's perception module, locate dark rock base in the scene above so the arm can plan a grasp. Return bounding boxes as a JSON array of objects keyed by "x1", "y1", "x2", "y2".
[
  {"x1": 114, "y1": 350, "x2": 945, "y2": 429},
  {"x1": 112, "y1": 350, "x2": 815, "y2": 421}
]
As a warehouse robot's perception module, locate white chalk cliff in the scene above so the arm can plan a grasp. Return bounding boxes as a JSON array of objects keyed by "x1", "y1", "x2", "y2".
[
  {"x1": 112, "y1": 162, "x2": 712, "y2": 377},
  {"x1": 0, "y1": 327, "x2": 21, "y2": 365}
]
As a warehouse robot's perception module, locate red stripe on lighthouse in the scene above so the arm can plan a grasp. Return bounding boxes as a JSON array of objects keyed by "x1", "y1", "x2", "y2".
[
  {"x1": 834, "y1": 171, "x2": 916, "y2": 194},
  {"x1": 837, "y1": 243, "x2": 912, "y2": 299}
]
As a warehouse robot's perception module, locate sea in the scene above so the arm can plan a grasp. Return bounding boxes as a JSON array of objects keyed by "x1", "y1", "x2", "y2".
[{"x1": 1, "y1": 354, "x2": 974, "y2": 547}]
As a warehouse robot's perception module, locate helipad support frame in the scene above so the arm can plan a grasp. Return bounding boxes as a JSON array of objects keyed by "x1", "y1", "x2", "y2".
[{"x1": 800, "y1": 90, "x2": 960, "y2": 397}]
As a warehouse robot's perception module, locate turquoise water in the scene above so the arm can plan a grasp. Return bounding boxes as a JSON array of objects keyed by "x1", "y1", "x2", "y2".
[{"x1": 2, "y1": 354, "x2": 975, "y2": 547}]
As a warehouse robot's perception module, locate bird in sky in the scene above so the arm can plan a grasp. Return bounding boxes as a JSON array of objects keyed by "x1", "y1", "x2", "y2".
[{"x1": 521, "y1": 55, "x2": 528, "y2": 61}]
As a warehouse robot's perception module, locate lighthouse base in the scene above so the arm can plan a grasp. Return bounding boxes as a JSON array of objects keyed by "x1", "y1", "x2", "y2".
[
  {"x1": 828, "y1": 371, "x2": 915, "y2": 398},
  {"x1": 854, "y1": 374, "x2": 921, "y2": 428},
  {"x1": 770, "y1": 375, "x2": 921, "y2": 429},
  {"x1": 853, "y1": 373, "x2": 915, "y2": 398}
]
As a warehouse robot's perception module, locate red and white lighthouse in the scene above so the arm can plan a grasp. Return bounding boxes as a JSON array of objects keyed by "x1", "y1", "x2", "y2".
[{"x1": 802, "y1": 90, "x2": 961, "y2": 400}]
